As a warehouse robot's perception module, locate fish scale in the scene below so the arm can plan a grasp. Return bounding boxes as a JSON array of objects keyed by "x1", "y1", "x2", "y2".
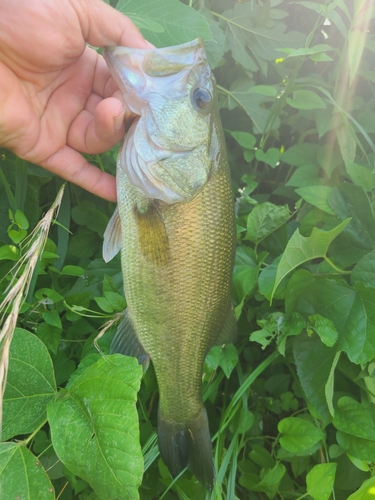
[{"x1": 103, "y1": 39, "x2": 236, "y2": 489}]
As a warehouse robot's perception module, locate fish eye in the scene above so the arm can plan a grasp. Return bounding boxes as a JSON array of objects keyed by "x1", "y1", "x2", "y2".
[{"x1": 192, "y1": 87, "x2": 212, "y2": 110}]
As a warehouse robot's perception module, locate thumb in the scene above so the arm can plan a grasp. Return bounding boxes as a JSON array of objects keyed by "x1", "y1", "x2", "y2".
[{"x1": 77, "y1": 0, "x2": 153, "y2": 49}]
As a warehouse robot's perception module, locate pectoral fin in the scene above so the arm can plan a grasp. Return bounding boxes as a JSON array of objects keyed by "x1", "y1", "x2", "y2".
[
  {"x1": 213, "y1": 305, "x2": 237, "y2": 346},
  {"x1": 103, "y1": 207, "x2": 122, "y2": 263},
  {"x1": 133, "y1": 202, "x2": 171, "y2": 267},
  {"x1": 111, "y1": 310, "x2": 149, "y2": 368}
]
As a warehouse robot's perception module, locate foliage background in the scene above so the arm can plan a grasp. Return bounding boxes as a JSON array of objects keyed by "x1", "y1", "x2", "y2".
[{"x1": 1, "y1": 0, "x2": 375, "y2": 498}]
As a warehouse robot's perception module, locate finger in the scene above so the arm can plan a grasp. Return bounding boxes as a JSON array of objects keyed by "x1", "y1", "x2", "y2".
[
  {"x1": 41, "y1": 145, "x2": 117, "y2": 202},
  {"x1": 68, "y1": 97, "x2": 128, "y2": 154},
  {"x1": 77, "y1": 0, "x2": 153, "y2": 49}
]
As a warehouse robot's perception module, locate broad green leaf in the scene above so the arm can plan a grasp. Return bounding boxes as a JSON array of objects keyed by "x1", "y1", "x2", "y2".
[
  {"x1": 245, "y1": 202, "x2": 290, "y2": 244},
  {"x1": 42, "y1": 309, "x2": 62, "y2": 329},
  {"x1": 206, "y1": 344, "x2": 239, "y2": 379},
  {"x1": 308, "y1": 314, "x2": 338, "y2": 347},
  {"x1": 271, "y1": 219, "x2": 351, "y2": 300},
  {"x1": 2, "y1": 328, "x2": 56, "y2": 441},
  {"x1": 295, "y1": 186, "x2": 335, "y2": 214},
  {"x1": 281, "y1": 143, "x2": 319, "y2": 167},
  {"x1": 225, "y1": 83, "x2": 279, "y2": 134},
  {"x1": 337, "y1": 124, "x2": 357, "y2": 166},
  {"x1": 249, "y1": 445, "x2": 275, "y2": 468},
  {"x1": 252, "y1": 463, "x2": 286, "y2": 495},
  {"x1": 351, "y1": 250, "x2": 375, "y2": 287},
  {"x1": 333, "y1": 397, "x2": 375, "y2": 441},
  {"x1": 36, "y1": 322, "x2": 61, "y2": 355},
  {"x1": 336, "y1": 431, "x2": 375, "y2": 462},
  {"x1": 0, "y1": 443, "x2": 54, "y2": 499},
  {"x1": 0, "y1": 244, "x2": 19, "y2": 261},
  {"x1": 72, "y1": 200, "x2": 108, "y2": 237},
  {"x1": 278, "y1": 417, "x2": 324, "y2": 453},
  {"x1": 230, "y1": 131, "x2": 256, "y2": 150},
  {"x1": 348, "y1": 30, "x2": 365, "y2": 86},
  {"x1": 200, "y1": 10, "x2": 226, "y2": 69},
  {"x1": 345, "y1": 162, "x2": 375, "y2": 191},
  {"x1": 286, "y1": 90, "x2": 326, "y2": 110},
  {"x1": 118, "y1": 0, "x2": 212, "y2": 47},
  {"x1": 232, "y1": 247, "x2": 259, "y2": 304},
  {"x1": 255, "y1": 148, "x2": 280, "y2": 168},
  {"x1": 306, "y1": 463, "x2": 337, "y2": 500},
  {"x1": 286, "y1": 165, "x2": 322, "y2": 188},
  {"x1": 48, "y1": 354, "x2": 143, "y2": 500},
  {"x1": 104, "y1": 291, "x2": 127, "y2": 312},
  {"x1": 316, "y1": 143, "x2": 342, "y2": 179},
  {"x1": 290, "y1": 274, "x2": 375, "y2": 364},
  {"x1": 292, "y1": 331, "x2": 337, "y2": 425},
  {"x1": 347, "y1": 477, "x2": 375, "y2": 500},
  {"x1": 61, "y1": 265, "x2": 85, "y2": 276}
]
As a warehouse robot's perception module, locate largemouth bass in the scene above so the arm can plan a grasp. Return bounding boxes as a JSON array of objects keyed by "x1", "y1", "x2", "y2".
[{"x1": 103, "y1": 39, "x2": 236, "y2": 489}]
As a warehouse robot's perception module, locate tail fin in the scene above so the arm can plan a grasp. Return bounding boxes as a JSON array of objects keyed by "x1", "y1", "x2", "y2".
[{"x1": 157, "y1": 406, "x2": 215, "y2": 490}]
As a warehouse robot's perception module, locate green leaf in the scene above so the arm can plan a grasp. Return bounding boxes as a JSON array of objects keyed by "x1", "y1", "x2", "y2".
[
  {"x1": 200, "y1": 9, "x2": 226, "y2": 69},
  {"x1": 271, "y1": 219, "x2": 351, "y2": 300},
  {"x1": 206, "y1": 344, "x2": 239, "y2": 378},
  {"x1": 345, "y1": 162, "x2": 375, "y2": 191},
  {"x1": 230, "y1": 131, "x2": 256, "y2": 150},
  {"x1": 337, "y1": 124, "x2": 357, "y2": 166},
  {"x1": 351, "y1": 250, "x2": 375, "y2": 287},
  {"x1": 0, "y1": 443, "x2": 54, "y2": 499},
  {"x1": 42, "y1": 309, "x2": 62, "y2": 329},
  {"x1": 245, "y1": 202, "x2": 290, "y2": 244},
  {"x1": 278, "y1": 417, "x2": 324, "y2": 453},
  {"x1": 295, "y1": 186, "x2": 335, "y2": 214},
  {"x1": 325, "y1": 352, "x2": 340, "y2": 418},
  {"x1": 286, "y1": 90, "x2": 326, "y2": 110},
  {"x1": 347, "y1": 477, "x2": 375, "y2": 500},
  {"x1": 333, "y1": 397, "x2": 375, "y2": 441},
  {"x1": 36, "y1": 322, "x2": 62, "y2": 355},
  {"x1": 48, "y1": 354, "x2": 143, "y2": 500},
  {"x1": 348, "y1": 30, "x2": 365, "y2": 86},
  {"x1": 281, "y1": 143, "x2": 319, "y2": 167},
  {"x1": 72, "y1": 201, "x2": 109, "y2": 237},
  {"x1": 308, "y1": 314, "x2": 338, "y2": 347},
  {"x1": 104, "y1": 291, "x2": 127, "y2": 312},
  {"x1": 0, "y1": 244, "x2": 19, "y2": 261},
  {"x1": 286, "y1": 165, "x2": 322, "y2": 188},
  {"x1": 306, "y1": 463, "x2": 337, "y2": 500},
  {"x1": 252, "y1": 463, "x2": 286, "y2": 495},
  {"x1": 118, "y1": 0, "x2": 212, "y2": 47},
  {"x1": 336, "y1": 431, "x2": 375, "y2": 462},
  {"x1": 2, "y1": 328, "x2": 56, "y2": 441},
  {"x1": 280, "y1": 44, "x2": 333, "y2": 58},
  {"x1": 232, "y1": 247, "x2": 259, "y2": 304},
  {"x1": 61, "y1": 265, "x2": 85, "y2": 276},
  {"x1": 14, "y1": 209, "x2": 29, "y2": 230},
  {"x1": 292, "y1": 331, "x2": 337, "y2": 425},
  {"x1": 255, "y1": 148, "x2": 280, "y2": 168}
]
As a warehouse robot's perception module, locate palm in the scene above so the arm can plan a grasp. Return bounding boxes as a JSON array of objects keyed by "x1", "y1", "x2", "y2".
[{"x1": 0, "y1": 0, "x2": 150, "y2": 201}]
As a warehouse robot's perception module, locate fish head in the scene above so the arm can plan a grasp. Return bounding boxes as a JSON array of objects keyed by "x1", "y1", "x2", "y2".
[{"x1": 104, "y1": 40, "x2": 219, "y2": 204}]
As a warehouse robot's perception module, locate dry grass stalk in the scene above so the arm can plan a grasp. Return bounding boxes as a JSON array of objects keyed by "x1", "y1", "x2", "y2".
[{"x1": 0, "y1": 184, "x2": 65, "y2": 434}]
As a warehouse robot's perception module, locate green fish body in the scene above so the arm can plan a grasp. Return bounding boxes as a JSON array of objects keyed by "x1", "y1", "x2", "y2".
[{"x1": 103, "y1": 40, "x2": 236, "y2": 489}]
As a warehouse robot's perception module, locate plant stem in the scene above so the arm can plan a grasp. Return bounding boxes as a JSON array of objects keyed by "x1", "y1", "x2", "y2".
[{"x1": 324, "y1": 255, "x2": 351, "y2": 275}]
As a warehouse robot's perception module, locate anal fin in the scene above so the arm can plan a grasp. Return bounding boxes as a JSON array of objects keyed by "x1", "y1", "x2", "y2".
[{"x1": 111, "y1": 310, "x2": 149, "y2": 368}]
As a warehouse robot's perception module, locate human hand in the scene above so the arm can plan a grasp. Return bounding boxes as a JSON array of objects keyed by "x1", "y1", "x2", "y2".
[{"x1": 0, "y1": 0, "x2": 151, "y2": 202}]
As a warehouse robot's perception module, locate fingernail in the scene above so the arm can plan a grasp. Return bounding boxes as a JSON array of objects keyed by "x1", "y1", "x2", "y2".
[{"x1": 145, "y1": 40, "x2": 156, "y2": 49}]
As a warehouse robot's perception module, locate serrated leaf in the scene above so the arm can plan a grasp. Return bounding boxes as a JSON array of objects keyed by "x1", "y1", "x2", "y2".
[
  {"x1": 308, "y1": 314, "x2": 338, "y2": 347},
  {"x1": 0, "y1": 443, "x2": 54, "y2": 499},
  {"x1": 306, "y1": 463, "x2": 337, "y2": 500},
  {"x1": 271, "y1": 219, "x2": 351, "y2": 300},
  {"x1": 278, "y1": 417, "x2": 324, "y2": 453},
  {"x1": 2, "y1": 328, "x2": 56, "y2": 441},
  {"x1": 118, "y1": 0, "x2": 212, "y2": 47},
  {"x1": 48, "y1": 354, "x2": 143, "y2": 500},
  {"x1": 287, "y1": 90, "x2": 326, "y2": 110},
  {"x1": 245, "y1": 202, "x2": 290, "y2": 244}
]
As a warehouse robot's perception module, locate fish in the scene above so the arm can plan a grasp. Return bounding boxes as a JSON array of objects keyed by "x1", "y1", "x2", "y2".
[{"x1": 102, "y1": 39, "x2": 236, "y2": 490}]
